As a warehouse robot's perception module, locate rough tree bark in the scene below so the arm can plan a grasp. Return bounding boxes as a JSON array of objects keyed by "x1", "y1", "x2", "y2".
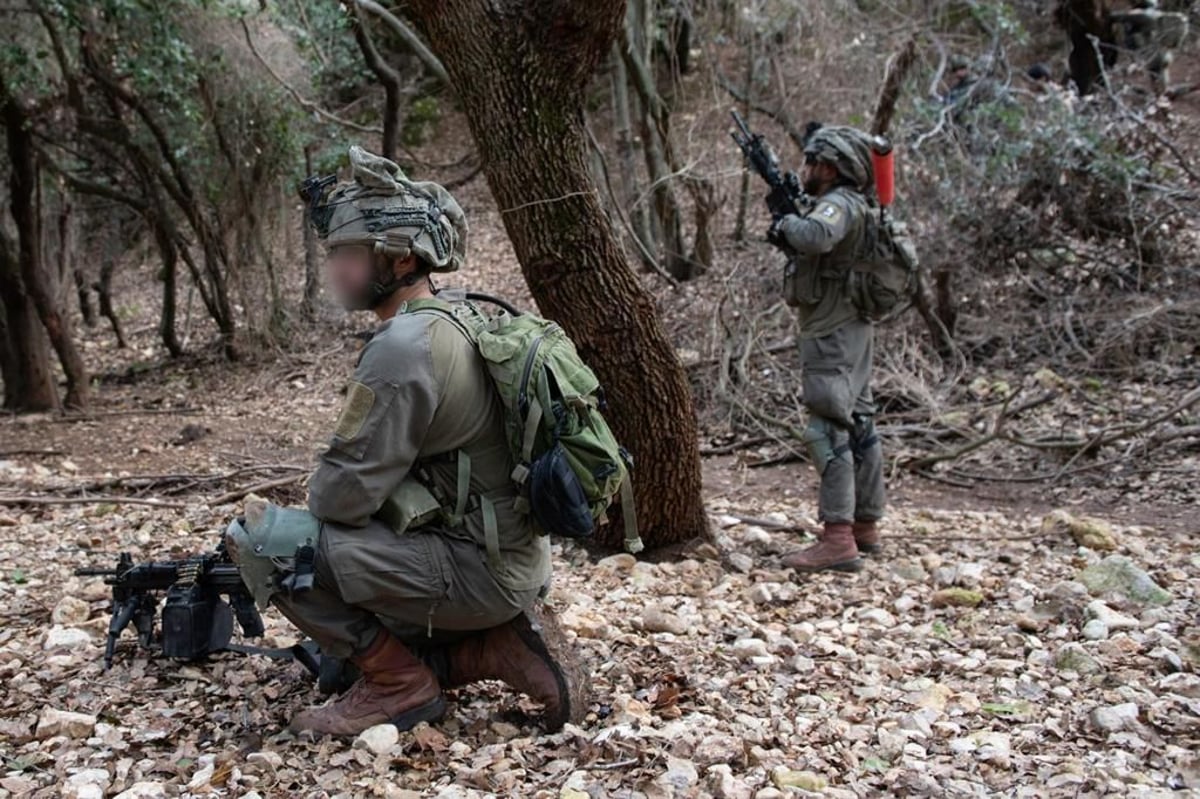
[
  {"x1": 0, "y1": 227, "x2": 57, "y2": 411},
  {"x1": 2, "y1": 91, "x2": 89, "y2": 409},
  {"x1": 405, "y1": 0, "x2": 707, "y2": 549}
]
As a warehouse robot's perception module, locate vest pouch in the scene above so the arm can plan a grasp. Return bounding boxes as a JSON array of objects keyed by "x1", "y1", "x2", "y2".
[{"x1": 378, "y1": 476, "x2": 444, "y2": 534}]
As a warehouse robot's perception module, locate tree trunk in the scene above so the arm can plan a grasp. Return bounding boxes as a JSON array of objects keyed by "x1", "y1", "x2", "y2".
[
  {"x1": 0, "y1": 228, "x2": 57, "y2": 411},
  {"x1": 621, "y1": 25, "x2": 687, "y2": 276},
  {"x1": 1057, "y1": 0, "x2": 1118, "y2": 95},
  {"x1": 95, "y1": 256, "x2": 127, "y2": 349},
  {"x1": 353, "y1": 7, "x2": 403, "y2": 161},
  {"x1": 3, "y1": 94, "x2": 89, "y2": 409},
  {"x1": 406, "y1": 0, "x2": 707, "y2": 550},
  {"x1": 610, "y1": 46, "x2": 656, "y2": 269},
  {"x1": 149, "y1": 213, "x2": 183, "y2": 357},
  {"x1": 301, "y1": 143, "x2": 321, "y2": 320},
  {"x1": 732, "y1": 33, "x2": 757, "y2": 243}
]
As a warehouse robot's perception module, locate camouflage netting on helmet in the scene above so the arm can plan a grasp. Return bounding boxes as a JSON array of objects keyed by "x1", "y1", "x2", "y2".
[
  {"x1": 803, "y1": 126, "x2": 878, "y2": 196},
  {"x1": 314, "y1": 146, "x2": 468, "y2": 273}
]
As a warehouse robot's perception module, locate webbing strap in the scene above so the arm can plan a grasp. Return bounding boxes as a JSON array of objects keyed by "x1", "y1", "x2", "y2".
[
  {"x1": 450, "y1": 450, "x2": 471, "y2": 526},
  {"x1": 521, "y1": 396, "x2": 544, "y2": 464},
  {"x1": 480, "y1": 495, "x2": 503, "y2": 574},
  {"x1": 619, "y1": 478, "x2": 644, "y2": 554}
]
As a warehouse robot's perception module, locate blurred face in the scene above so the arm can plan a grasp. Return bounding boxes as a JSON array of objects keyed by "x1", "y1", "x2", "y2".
[
  {"x1": 801, "y1": 156, "x2": 838, "y2": 196},
  {"x1": 325, "y1": 244, "x2": 378, "y2": 311}
]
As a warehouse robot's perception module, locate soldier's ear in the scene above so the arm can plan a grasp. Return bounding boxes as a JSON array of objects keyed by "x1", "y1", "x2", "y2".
[{"x1": 392, "y1": 254, "x2": 418, "y2": 277}]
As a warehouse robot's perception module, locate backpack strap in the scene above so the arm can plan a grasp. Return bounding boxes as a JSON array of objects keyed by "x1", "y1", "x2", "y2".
[
  {"x1": 402, "y1": 299, "x2": 482, "y2": 529},
  {"x1": 618, "y1": 477, "x2": 644, "y2": 554}
]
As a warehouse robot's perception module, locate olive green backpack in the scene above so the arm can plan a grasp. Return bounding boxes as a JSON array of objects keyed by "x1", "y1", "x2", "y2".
[
  {"x1": 409, "y1": 292, "x2": 643, "y2": 553},
  {"x1": 849, "y1": 208, "x2": 921, "y2": 321}
]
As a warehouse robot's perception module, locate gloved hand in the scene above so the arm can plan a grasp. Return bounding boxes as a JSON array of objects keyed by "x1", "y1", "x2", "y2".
[{"x1": 767, "y1": 215, "x2": 791, "y2": 249}]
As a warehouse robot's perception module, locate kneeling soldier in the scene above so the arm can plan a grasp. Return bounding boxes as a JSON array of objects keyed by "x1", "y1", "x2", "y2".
[{"x1": 225, "y1": 147, "x2": 583, "y2": 736}]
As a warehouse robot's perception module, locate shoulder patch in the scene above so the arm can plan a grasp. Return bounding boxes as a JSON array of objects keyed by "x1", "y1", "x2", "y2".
[
  {"x1": 334, "y1": 380, "x2": 375, "y2": 440},
  {"x1": 814, "y1": 202, "x2": 842, "y2": 222}
]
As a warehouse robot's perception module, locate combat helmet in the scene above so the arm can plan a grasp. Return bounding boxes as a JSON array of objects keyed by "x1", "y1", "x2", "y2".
[
  {"x1": 300, "y1": 146, "x2": 468, "y2": 307},
  {"x1": 803, "y1": 125, "x2": 877, "y2": 194}
]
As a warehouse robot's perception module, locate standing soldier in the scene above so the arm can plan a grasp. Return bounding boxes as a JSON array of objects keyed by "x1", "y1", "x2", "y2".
[
  {"x1": 224, "y1": 146, "x2": 583, "y2": 736},
  {"x1": 1111, "y1": 0, "x2": 1190, "y2": 95},
  {"x1": 767, "y1": 127, "x2": 886, "y2": 574}
]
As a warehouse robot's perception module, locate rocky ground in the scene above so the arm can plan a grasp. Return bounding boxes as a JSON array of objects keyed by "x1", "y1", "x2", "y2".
[{"x1": 0, "y1": 425, "x2": 1197, "y2": 797}]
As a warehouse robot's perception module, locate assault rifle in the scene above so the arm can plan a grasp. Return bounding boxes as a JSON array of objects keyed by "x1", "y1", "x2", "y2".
[
  {"x1": 729, "y1": 109, "x2": 810, "y2": 222},
  {"x1": 75, "y1": 544, "x2": 319, "y2": 678}
]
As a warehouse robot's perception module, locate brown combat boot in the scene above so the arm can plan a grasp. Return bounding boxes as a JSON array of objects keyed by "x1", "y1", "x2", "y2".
[
  {"x1": 290, "y1": 630, "x2": 445, "y2": 736},
  {"x1": 441, "y1": 603, "x2": 587, "y2": 732},
  {"x1": 782, "y1": 522, "x2": 864, "y2": 574},
  {"x1": 853, "y1": 520, "x2": 882, "y2": 555}
]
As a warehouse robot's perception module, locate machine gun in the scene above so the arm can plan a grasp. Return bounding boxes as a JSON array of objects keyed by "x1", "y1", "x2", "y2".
[
  {"x1": 75, "y1": 544, "x2": 358, "y2": 691},
  {"x1": 729, "y1": 109, "x2": 810, "y2": 223},
  {"x1": 76, "y1": 544, "x2": 292, "y2": 670}
]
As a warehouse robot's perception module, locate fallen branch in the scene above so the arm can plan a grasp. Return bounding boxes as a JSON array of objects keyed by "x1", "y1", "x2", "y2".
[
  {"x1": 0, "y1": 495, "x2": 186, "y2": 509},
  {"x1": 901, "y1": 390, "x2": 1059, "y2": 470},
  {"x1": 699, "y1": 436, "x2": 774, "y2": 457},
  {"x1": 51, "y1": 407, "x2": 200, "y2": 423},
  {"x1": 59, "y1": 464, "x2": 309, "y2": 495},
  {"x1": 718, "y1": 513, "x2": 807, "y2": 533},
  {"x1": 210, "y1": 473, "x2": 307, "y2": 506},
  {"x1": 0, "y1": 449, "x2": 64, "y2": 457}
]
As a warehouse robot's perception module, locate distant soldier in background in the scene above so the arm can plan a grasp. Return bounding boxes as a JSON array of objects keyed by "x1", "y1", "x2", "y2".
[
  {"x1": 941, "y1": 55, "x2": 978, "y2": 106},
  {"x1": 1111, "y1": 0, "x2": 1191, "y2": 95}
]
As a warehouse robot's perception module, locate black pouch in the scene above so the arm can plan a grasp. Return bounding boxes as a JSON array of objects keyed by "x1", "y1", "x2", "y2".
[{"x1": 529, "y1": 442, "x2": 595, "y2": 539}]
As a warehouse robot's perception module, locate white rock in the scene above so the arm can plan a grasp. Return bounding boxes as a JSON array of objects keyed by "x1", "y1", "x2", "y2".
[
  {"x1": 747, "y1": 584, "x2": 773, "y2": 605},
  {"x1": 898, "y1": 712, "x2": 933, "y2": 738},
  {"x1": 791, "y1": 655, "x2": 815, "y2": 673},
  {"x1": 36, "y1": 708, "x2": 97, "y2": 739},
  {"x1": 741, "y1": 527, "x2": 772, "y2": 548},
  {"x1": 894, "y1": 595, "x2": 917, "y2": 614},
  {"x1": 186, "y1": 757, "x2": 216, "y2": 791},
  {"x1": 728, "y1": 553, "x2": 755, "y2": 573},
  {"x1": 975, "y1": 732, "x2": 1011, "y2": 767},
  {"x1": 956, "y1": 562, "x2": 986, "y2": 587},
  {"x1": 246, "y1": 751, "x2": 283, "y2": 770},
  {"x1": 65, "y1": 785, "x2": 103, "y2": 799},
  {"x1": 694, "y1": 734, "x2": 744, "y2": 767},
  {"x1": 707, "y1": 764, "x2": 752, "y2": 799},
  {"x1": 732, "y1": 638, "x2": 770, "y2": 661},
  {"x1": 1090, "y1": 703, "x2": 1140, "y2": 733},
  {"x1": 596, "y1": 553, "x2": 637, "y2": 572},
  {"x1": 642, "y1": 607, "x2": 688, "y2": 635},
  {"x1": 63, "y1": 769, "x2": 111, "y2": 799},
  {"x1": 51, "y1": 596, "x2": 91, "y2": 625},
  {"x1": 113, "y1": 783, "x2": 167, "y2": 799},
  {"x1": 1158, "y1": 673, "x2": 1200, "y2": 698},
  {"x1": 43, "y1": 625, "x2": 92, "y2": 651},
  {"x1": 656, "y1": 756, "x2": 698, "y2": 790},
  {"x1": 1085, "y1": 600, "x2": 1139, "y2": 631},
  {"x1": 948, "y1": 736, "x2": 977, "y2": 754},
  {"x1": 858, "y1": 608, "x2": 896, "y2": 627},
  {"x1": 1081, "y1": 619, "x2": 1109, "y2": 640},
  {"x1": 354, "y1": 723, "x2": 400, "y2": 755}
]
